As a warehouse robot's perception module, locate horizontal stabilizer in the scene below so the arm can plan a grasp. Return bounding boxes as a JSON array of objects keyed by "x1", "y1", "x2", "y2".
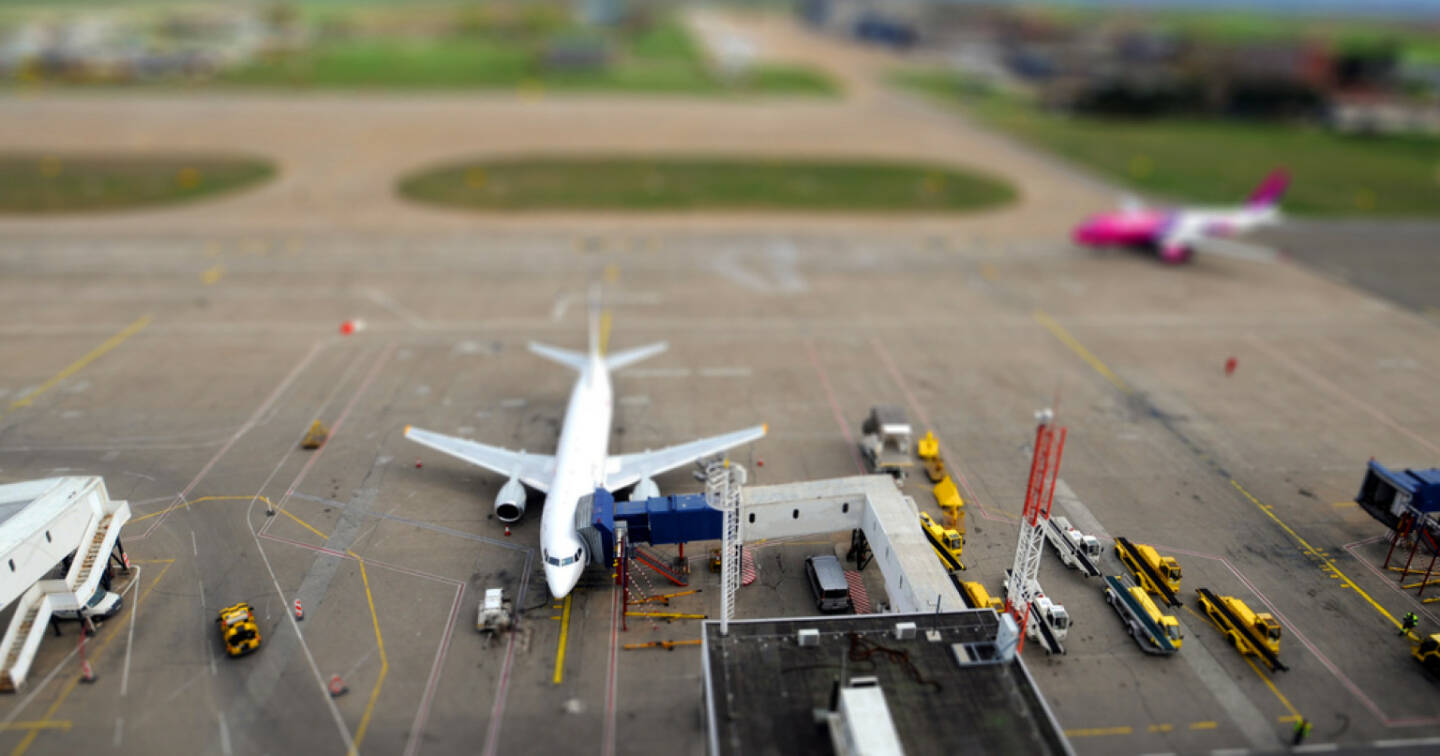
[
  {"x1": 529, "y1": 342, "x2": 588, "y2": 372},
  {"x1": 606, "y1": 342, "x2": 668, "y2": 372}
]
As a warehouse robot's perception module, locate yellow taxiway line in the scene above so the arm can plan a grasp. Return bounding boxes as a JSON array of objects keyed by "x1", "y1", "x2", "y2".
[
  {"x1": 3, "y1": 314, "x2": 152, "y2": 419},
  {"x1": 347, "y1": 551, "x2": 388, "y2": 756},
  {"x1": 553, "y1": 594, "x2": 573, "y2": 685}
]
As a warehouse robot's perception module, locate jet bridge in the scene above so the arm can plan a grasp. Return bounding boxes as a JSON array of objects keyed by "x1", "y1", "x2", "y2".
[
  {"x1": 0, "y1": 477, "x2": 130, "y2": 692},
  {"x1": 582, "y1": 474, "x2": 965, "y2": 615}
]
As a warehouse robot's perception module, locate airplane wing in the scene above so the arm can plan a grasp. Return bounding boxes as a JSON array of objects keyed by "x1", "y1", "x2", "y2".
[
  {"x1": 604, "y1": 424, "x2": 766, "y2": 491},
  {"x1": 405, "y1": 426, "x2": 555, "y2": 492}
]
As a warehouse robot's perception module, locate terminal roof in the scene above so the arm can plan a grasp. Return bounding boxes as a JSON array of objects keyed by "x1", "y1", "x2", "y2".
[{"x1": 703, "y1": 611, "x2": 1070, "y2": 756}]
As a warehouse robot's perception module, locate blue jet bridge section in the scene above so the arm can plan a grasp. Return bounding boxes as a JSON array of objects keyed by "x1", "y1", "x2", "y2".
[
  {"x1": 585, "y1": 488, "x2": 723, "y2": 566},
  {"x1": 1356, "y1": 460, "x2": 1440, "y2": 532}
]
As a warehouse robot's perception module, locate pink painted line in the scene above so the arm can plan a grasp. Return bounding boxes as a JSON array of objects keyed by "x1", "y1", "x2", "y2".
[
  {"x1": 1248, "y1": 334, "x2": 1440, "y2": 458},
  {"x1": 805, "y1": 340, "x2": 866, "y2": 474},
  {"x1": 1159, "y1": 544, "x2": 1440, "y2": 727},
  {"x1": 481, "y1": 631, "x2": 518, "y2": 756},
  {"x1": 1342, "y1": 539, "x2": 1440, "y2": 628},
  {"x1": 135, "y1": 339, "x2": 327, "y2": 539},
  {"x1": 601, "y1": 582, "x2": 621, "y2": 756},
  {"x1": 406, "y1": 582, "x2": 465, "y2": 756},
  {"x1": 271, "y1": 342, "x2": 397, "y2": 518},
  {"x1": 867, "y1": 336, "x2": 1009, "y2": 522}
]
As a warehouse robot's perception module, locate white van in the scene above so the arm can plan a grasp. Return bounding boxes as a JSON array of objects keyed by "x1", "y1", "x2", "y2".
[
  {"x1": 804, "y1": 555, "x2": 853, "y2": 614},
  {"x1": 54, "y1": 587, "x2": 123, "y2": 621}
]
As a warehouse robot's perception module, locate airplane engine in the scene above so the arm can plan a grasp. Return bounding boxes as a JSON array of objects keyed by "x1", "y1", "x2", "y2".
[
  {"x1": 495, "y1": 478, "x2": 526, "y2": 522},
  {"x1": 627, "y1": 477, "x2": 661, "y2": 502}
]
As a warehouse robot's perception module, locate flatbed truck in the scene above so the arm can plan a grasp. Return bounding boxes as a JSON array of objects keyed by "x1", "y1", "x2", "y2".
[
  {"x1": 1103, "y1": 575, "x2": 1181, "y2": 655},
  {"x1": 1196, "y1": 587, "x2": 1287, "y2": 671},
  {"x1": 1115, "y1": 537, "x2": 1182, "y2": 607}
]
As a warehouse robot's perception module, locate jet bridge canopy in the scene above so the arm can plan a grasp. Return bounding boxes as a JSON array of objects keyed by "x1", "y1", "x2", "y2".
[{"x1": 583, "y1": 474, "x2": 966, "y2": 615}]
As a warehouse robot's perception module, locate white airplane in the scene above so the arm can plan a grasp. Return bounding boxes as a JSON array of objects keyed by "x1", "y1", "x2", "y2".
[{"x1": 405, "y1": 305, "x2": 766, "y2": 599}]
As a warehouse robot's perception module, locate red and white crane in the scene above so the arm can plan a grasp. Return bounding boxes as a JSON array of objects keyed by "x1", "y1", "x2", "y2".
[{"x1": 1004, "y1": 409, "x2": 1068, "y2": 654}]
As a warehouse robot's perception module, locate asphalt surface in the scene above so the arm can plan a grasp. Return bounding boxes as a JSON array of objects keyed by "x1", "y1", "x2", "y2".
[
  {"x1": 1257, "y1": 220, "x2": 1440, "y2": 317},
  {"x1": 0, "y1": 229, "x2": 1436, "y2": 756}
]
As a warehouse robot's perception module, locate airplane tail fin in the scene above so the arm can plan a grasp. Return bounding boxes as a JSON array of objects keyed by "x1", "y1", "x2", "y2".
[
  {"x1": 529, "y1": 342, "x2": 588, "y2": 372},
  {"x1": 1246, "y1": 169, "x2": 1289, "y2": 209},
  {"x1": 606, "y1": 342, "x2": 668, "y2": 372}
]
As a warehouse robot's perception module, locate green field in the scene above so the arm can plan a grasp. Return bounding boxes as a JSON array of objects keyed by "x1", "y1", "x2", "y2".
[
  {"x1": 218, "y1": 33, "x2": 835, "y2": 95},
  {"x1": 893, "y1": 69, "x2": 1440, "y2": 217},
  {"x1": 398, "y1": 157, "x2": 1016, "y2": 212},
  {"x1": 0, "y1": 154, "x2": 274, "y2": 213}
]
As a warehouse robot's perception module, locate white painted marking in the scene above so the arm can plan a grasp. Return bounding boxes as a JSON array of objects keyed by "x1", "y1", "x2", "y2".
[
  {"x1": 699, "y1": 366, "x2": 752, "y2": 378},
  {"x1": 113, "y1": 717, "x2": 123, "y2": 747},
  {"x1": 1293, "y1": 745, "x2": 1338, "y2": 753},
  {"x1": 217, "y1": 711, "x2": 233, "y2": 756},
  {"x1": 198, "y1": 578, "x2": 205, "y2": 607},
  {"x1": 499, "y1": 398, "x2": 527, "y2": 409},
  {"x1": 1209, "y1": 750, "x2": 1251, "y2": 756},
  {"x1": 1374, "y1": 737, "x2": 1440, "y2": 748},
  {"x1": 618, "y1": 395, "x2": 650, "y2": 407},
  {"x1": 627, "y1": 368, "x2": 691, "y2": 379},
  {"x1": 121, "y1": 565, "x2": 142, "y2": 696},
  {"x1": 192, "y1": 530, "x2": 198, "y2": 556},
  {"x1": 361, "y1": 287, "x2": 428, "y2": 329}
]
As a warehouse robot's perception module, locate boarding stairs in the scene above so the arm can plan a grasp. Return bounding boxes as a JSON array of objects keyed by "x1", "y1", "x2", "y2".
[{"x1": 0, "y1": 494, "x2": 129, "y2": 692}]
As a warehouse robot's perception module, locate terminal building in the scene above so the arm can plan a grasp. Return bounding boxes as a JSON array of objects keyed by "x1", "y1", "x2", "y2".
[
  {"x1": 0, "y1": 476, "x2": 130, "y2": 691},
  {"x1": 702, "y1": 611, "x2": 1071, "y2": 756}
]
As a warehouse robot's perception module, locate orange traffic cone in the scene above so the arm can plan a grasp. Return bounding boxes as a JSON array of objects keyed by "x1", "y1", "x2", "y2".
[
  {"x1": 79, "y1": 659, "x2": 96, "y2": 684},
  {"x1": 121, "y1": 552, "x2": 131, "y2": 571},
  {"x1": 294, "y1": 599, "x2": 304, "y2": 621},
  {"x1": 329, "y1": 674, "x2": 348, "y2": 697},
  {"x1": 415, "y1": 458, "x2": 423, "y2": 469},
  {"x1": 504, "y1": 525, "x2": 511, "y2": 537}
]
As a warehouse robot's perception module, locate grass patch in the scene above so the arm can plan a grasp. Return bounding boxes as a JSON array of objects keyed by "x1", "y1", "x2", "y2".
[
  {"x1": 893, "y1": 69, "x2": 1440, "y2": 217},
  {"x1": 0, "y1": 153, "x2": 274, "y2": 214},
  {"x1": 209, "y1": 17, "x2": 837, "y2": 95},
  {"x1": 398, "y1": 156, "x2": 1015, "y2": 212}
]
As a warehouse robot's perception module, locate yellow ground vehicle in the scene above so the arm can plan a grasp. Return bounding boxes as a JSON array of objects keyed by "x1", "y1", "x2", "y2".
[
  {"x1": 916, "y1": 431, "x2": 939, "y2": 460},
  {"x1": 1115, "y1": 537, "x2": 1182, "y2": 606},
  {"x1": 919, "y1": 511, "x2": 964, "y2": 572},
  {"x1": 217, "y1": 602, "x2": 262, "y2": 657},
  {"x1": 1196, "y1": 588, "x2": 1286, "y2": 671},
  {"x1": 959, "y1": 581, "x2": 1003, "y2": 611},
  {"x1": 1414, "y1": 633, "x2": 1440, "y2": 676},
  {"x1": 1128, "y1": 585, "x2": 1183, "y2": 651}
]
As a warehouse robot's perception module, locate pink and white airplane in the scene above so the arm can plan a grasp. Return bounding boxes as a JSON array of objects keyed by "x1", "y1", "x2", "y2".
[{"x1": 1072, "y1": 169, "x2": 1288, "y2": 264}]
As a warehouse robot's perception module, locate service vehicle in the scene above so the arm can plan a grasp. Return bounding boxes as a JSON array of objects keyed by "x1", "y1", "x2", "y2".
[
  {"x1": 476, "y1": 588, "x2": 514, "y2": 634},
  {"x1": 1196, "y1": 587, "x2": 1286, "y2": 671},
  {"x1": 216, "y1": 602, "x2": 262, "y2": 657},
  {"x1": 859, "y1": 406, "x2": 914, "y2": 485},
  {"x1": 52, "y1": 586, "x2": 123, "y2": 622},
  {"x1": 805, "y1": 555, "x2": 853, "y2": 614},
  {"x1": 1413, "y1": 633, "x2": 1440, "y2": 676},
  {"x1": 1045, "y1": 516, "x2": 1101, "y2": 577},
  {"x1": 1115, "y1": 537, "x2": 1182, "y2": 606},
  {"x1": 958, "y1": 580, "x2": 1003, "y2": 612},
  {"x1": 919, "y1": 511, "x2": 965, "y2": 572},
  {"x1": 1002, "y1": 570, "x2": 1070, "y2": 648},
  {"x1": 1103, "y1": 575, "x2": 1181, "y2": 655}
]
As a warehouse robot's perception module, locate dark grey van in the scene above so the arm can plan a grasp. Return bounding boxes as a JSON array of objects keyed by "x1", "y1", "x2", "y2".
[{"x1": 804, "y1": 555, "x2": 853, "y2": 613}]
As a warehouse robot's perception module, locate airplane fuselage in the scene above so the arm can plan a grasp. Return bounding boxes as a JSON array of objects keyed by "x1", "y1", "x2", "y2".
[{"x1": 539, "y1": 352, "x2": 612, "y2": 598}]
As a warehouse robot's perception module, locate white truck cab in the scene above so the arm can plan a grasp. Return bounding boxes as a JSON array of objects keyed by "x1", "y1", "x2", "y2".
[{"x1": 54, "y1": 586, "x2": 123, "y2": 621}]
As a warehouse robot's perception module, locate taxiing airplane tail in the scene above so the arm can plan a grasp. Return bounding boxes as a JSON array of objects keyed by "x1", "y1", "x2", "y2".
[{"x1": 1245, "y1": 169, "x2": 1289, "y2": 209}]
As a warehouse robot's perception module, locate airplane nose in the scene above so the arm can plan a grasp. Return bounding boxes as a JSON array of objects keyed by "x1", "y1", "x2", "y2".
[{"x1": 545, "y1": 563, "x2": 582, "y2": 599}]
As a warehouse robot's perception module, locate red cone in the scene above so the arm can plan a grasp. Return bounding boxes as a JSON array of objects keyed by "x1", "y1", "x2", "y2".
[
  {"x1": 294, "y1": 599, "x2": 304, "y2": 621},
  {"x1": 1225, "y1": 357, "x2": 1238, "y2": 376}
]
